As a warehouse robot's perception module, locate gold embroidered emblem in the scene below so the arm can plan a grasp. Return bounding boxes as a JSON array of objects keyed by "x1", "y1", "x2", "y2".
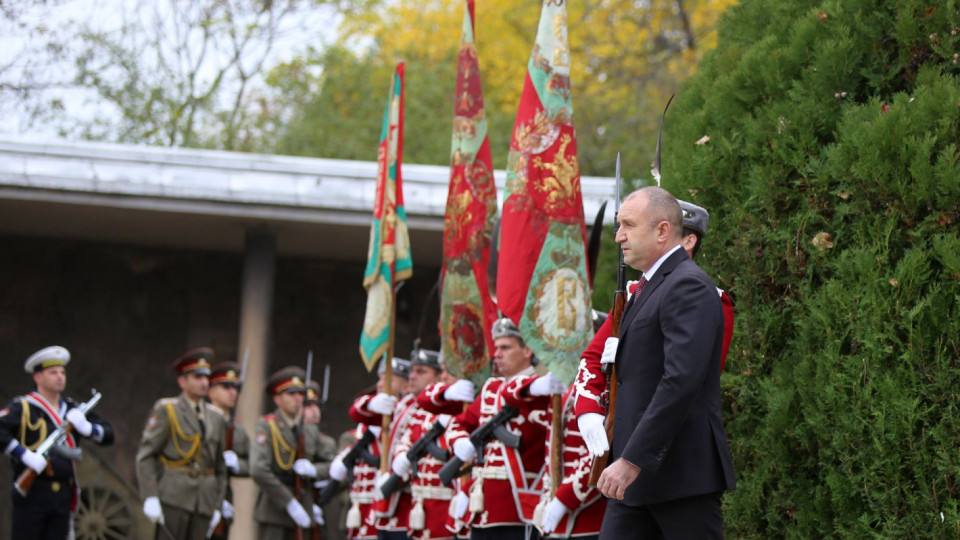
[{"x1": 532, "y1": 134, "x2": 580, "y2": 213}]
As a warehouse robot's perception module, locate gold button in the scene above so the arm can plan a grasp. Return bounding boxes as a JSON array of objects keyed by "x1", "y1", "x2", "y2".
[{"x1": 51, "y1": 481, "x2": 60, "y2": 492}]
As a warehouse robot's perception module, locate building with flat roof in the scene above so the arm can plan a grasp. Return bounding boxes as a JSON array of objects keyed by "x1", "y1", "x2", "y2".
[{"x1": 0, "y1": 137, "x2": 615, "y2": 540}]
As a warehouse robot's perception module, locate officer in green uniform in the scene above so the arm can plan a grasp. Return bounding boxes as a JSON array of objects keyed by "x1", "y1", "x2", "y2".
[
  {"x1": 136, "y1": 347, "x2": 228, "y2": 540},
  {"x1": 251, "y1": 366, "x2": 338, "y2": 540},
  {"x1": 0, "y1": 346, "x2": 114, "y2": 540},
  {"x1": 207, "y1": 361, "x2": 250, "y2": 540}
]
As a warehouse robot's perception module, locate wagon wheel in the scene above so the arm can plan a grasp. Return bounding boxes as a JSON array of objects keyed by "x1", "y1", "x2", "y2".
[{"x1": 75, "y1": 485, "x2": 135, "y2": 540}]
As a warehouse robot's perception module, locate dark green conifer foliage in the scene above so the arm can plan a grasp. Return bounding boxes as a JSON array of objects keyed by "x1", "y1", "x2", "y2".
[{"x1": 660, "y1": 0, "x2": 960, "y2": 537}]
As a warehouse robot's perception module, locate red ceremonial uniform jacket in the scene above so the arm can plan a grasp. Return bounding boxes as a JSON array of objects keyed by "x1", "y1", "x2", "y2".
[
  {"x1": 350, "y1": 392, "x2": 419, "y2": 532},
  {"x1": 574, "y1": 282, "x2": 735, "y2": 418},
  {"x1": 341, "y1": 422, "x2": 381, "y2": 540},
  {"x1": 504, "y1": 378, "x2": 606, "y2": 538},
  {"x1": 418, "y1": 382, "x2": 475, "y2": 539},
  {"x1": 394, "y1": 387, "x2": 459, "y2": 540},
  {"x1": 444, "y1": 367, "x2": 550, "y2": 529}
]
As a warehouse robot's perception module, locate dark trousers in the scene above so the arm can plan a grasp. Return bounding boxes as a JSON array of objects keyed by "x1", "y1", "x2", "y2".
[
  {"x1": 155, "y1": 503, "x2": 210, "y2": 540},
  {"x1": 378, "y1": 530, "x2": 410, "y2": 540},
  {"x1": 471, "y1": 525, "x2": 541, "y2": 540},
  {"x1": 11, "y1": 477, "x2": 72, "y2": 540},
  {"x1": 598, "y1": 492, "x2": 723, "y2": 540}
]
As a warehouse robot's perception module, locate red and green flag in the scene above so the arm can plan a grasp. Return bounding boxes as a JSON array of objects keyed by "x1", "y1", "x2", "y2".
[
  {"x1": 440, "y1": 0, "x2": 499, "y2": 385},
  {"x1": 360, "y1": 63, "x2": 413, "y2": 372},
  {"x1": 497, "y1": 0, "x2": 592, "y2": 384}
]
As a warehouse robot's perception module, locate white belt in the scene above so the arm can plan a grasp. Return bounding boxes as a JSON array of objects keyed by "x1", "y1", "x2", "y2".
[
  {"x1": 350, "y1": 492, "x2": 375, "y2": 504},
  {"x1": 472, "y1": 466, "x2": 508, "y2": 480},
  {"x1": 411, "y1": 484, "x2": 455, "y2": 501}
]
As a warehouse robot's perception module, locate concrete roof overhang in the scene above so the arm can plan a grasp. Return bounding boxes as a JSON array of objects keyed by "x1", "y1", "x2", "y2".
[{"x1": 0, "y1": 138, "x2": 615, "y2": 264}]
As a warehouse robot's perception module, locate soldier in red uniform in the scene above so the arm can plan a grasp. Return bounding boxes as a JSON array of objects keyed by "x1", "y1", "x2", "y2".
[
  {"x1": 574, "y1": 200, "x2": 735, "y2": 457},
  {"x1": 331, "y1": 421, "x2": 381, "y2": 540},
  {"x1": 344, "y1": 357, "x2": 413, "y2": 540},
  {"x1": 384, "y1": 350, "x2": 475, "y2": 540},
  {"x1": 504, "y1": 367, "x2": 603, "y2": 539},
  {"x1": 444, "y1": 318, "x2": 555, "y2": 540}
]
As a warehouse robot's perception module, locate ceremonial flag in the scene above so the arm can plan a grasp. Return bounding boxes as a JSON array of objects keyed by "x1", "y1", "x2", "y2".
[
  {"x1": 440, "y1": 0, "x2": 499, "y2": 385},
  {"x1": 360, "y1": 63, "x2": 412, "y2": 372},
  {"x1": 497, "y1": 0, "x2": 592, "y2": 384}
]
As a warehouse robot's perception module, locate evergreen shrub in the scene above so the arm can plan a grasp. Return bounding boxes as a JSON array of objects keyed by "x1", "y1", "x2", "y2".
[{"x1": 658, "y1": 0, "x2": 960, "y2": 537}]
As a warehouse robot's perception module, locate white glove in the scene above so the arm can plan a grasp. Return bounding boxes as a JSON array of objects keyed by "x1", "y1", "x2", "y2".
[
  {"x1": 312, "y1": 504, "x2": 325, "y2": 526},
  {"x1": 443, "y1": 380, "x2": 476, "y2": 402},
  {"x1": 293, "y1": 458, "x2": 318, "y2": 478},
  {"x1": 392, "y1": 453, "x2": 412, "y2": 477},
  {"x1": 329, "y1": 458, "x2": 348, "y2": 481},
  {"x1": 368, "y1": 393, "x2": 398, "y2": 415},
  {"x1": 19, "y1": 447, "x2": 47, "y2": 474},
  {"x1": 221, "y1": 499, "x2": 235, "y2": 519},
  {"x1": 541, "y1": 498, "x2": 569, "y2": 534},
  {"x1": 66, "y1": 408, "x2": 93, "y2": 437},
  {"x1": 577, "y1": 412, "x2": 609, "y2": 457},
  {"x1": 600, "y1": 337, "x2": 619, "y2": 365},
  {"x1": 286, "y1": 498, "x2": 312, "y2": 529},
  {"x1": 529, "y1": 372, "x2": 567, "y2": 396},
  {"x1": 436, "y1": 414, "x2": 452, "y2": 427},
  {"x1": 452, "y1": 491, "x2": 469, "y2": 519},
  {"x1": 223, "y1": 450, "x2": 240, "y2": 474},
  {"x1": 452, "y1": 438, "x2": 476, "y2": 463},
  {"x1": 143, "y1": 496, "x2": 164, "y2": 524},
  {"x1": 206, "y1": 509, "x2": 221, "y2": 538}
]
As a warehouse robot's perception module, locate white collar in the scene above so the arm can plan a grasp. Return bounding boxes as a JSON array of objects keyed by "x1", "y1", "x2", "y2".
[{"x1": 642, "y1": 244, "x2": 683, "y2": 282}]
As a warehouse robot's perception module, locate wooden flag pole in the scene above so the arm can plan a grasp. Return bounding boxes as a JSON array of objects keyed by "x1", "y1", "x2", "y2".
[
  {"x1": 550, "y1": 394, "x2": 563, "y2": 496},
  {"x1": 380, "y1": 285, "x2": 398, "y2": 474}
]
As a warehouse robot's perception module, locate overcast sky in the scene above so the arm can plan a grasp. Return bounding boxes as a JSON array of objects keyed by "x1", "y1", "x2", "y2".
[{"x1": 0, "y1": 0, "x2": 342, "y2": 139}]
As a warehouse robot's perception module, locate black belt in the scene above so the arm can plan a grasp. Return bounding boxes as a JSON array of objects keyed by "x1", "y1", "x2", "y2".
[{"x1": 32, "y1": 476, "x2": 74, "y2": 493}]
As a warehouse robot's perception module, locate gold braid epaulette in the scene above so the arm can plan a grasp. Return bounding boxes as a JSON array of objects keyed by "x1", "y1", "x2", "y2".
[
  {"x1": 160, "y1": 402, "x2": 201, "y2": 467},
  {"x1": 19, "y1": 398, "x2": 46, "y2": 451},
  {"x1": 268, "y1": 418, "x2": 295, "y2": 471}
]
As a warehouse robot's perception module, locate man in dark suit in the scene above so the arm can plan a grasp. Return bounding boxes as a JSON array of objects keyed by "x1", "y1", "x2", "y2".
[{"x1": 593, "y1": 186, "x2": 736, "y2": 539}]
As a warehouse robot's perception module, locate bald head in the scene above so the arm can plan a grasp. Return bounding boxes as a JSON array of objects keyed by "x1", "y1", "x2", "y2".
[
  {"x1": 624, "y1": 187, "x2": 683, "y2": 241},
  {"x1": 617, "y1": 186, "x2": 684, "y2": 272}
]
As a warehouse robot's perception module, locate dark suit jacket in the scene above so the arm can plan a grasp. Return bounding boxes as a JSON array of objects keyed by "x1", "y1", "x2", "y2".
[{"x1": 610, "y1": 248, "x2": 736, "y2": 506}]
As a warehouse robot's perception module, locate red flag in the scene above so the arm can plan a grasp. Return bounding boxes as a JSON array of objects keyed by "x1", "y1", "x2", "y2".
[
  {"x1": 497, "y1": 0, "x2": 593, "y2": 384},
  {"x1": 440, "y1": 0, "x2": 498, "y2": 384}
]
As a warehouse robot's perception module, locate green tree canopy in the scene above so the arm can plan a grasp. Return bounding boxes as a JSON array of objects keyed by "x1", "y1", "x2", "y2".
[
  {"x1": 273, "y1": 0, "x2": 735, "y2": 177},
  {"x1": 661, "y1": 0, "x2": 960, "y2": 536}
]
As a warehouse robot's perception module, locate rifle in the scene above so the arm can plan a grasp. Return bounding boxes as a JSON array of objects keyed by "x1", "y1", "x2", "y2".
[
  {"x1": 211, "y1": 348, "x2": 248, "y2": 537},
  {"x1": 379, "y1": 420, "x2": 449, "y2": 498},
  {"x1": 15, "y1": 389, "x2": 101, "y2": 496},
  {"x1": 438, "y1": 405, "x2": 520, "y2": 487},
  {"x1": 588, "y1": 154, "x2": 627, "y2": 486},
  {"x1": 319, "y1": 428, "x2": 378, "y2": 504},
  {"x1": 294, "y1": 351, "x2": 321, "y2": 540}
]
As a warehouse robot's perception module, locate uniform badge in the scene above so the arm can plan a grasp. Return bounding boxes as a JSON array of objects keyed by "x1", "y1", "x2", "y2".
[
  {"x1": 0, "y1": 408, "x2": 8, "y2": 418},
  {"x1": 256, "y1": 431, "x2": 267, "y2": 446},
  {"x1": 146, "y1": 414, "x2": 157, "y2": 429}
]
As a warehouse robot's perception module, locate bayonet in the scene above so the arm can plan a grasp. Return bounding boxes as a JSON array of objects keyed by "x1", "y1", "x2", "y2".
[
  {"x1": 321, "y1": 364, "x2": 330, "y2": 407},
  {"x1": 238, "y1": 347, "x2": 250, "y2": 386},
  {"x1": 651, "y1": 94, "x2": 675, "y2": 187}
]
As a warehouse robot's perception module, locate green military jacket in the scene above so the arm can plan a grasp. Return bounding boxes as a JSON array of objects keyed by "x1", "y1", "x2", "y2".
[
  {"x1": 209, "y1": 406, "x2": 251, "y2": 478},
  {"x1": 136, "y1": 394, "x2": 228, "y2": 517},
  {"x1": 230, "y1": 420, "x2": 251, "y2": 477},
  {"x1": 250, "y1": 410, "x2": 337, "y2": 527}
]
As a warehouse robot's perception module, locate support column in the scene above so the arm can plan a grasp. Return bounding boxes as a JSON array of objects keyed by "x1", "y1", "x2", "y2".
[{"x1": 232, "y1": 226, "x2": 276, "y2": 540}]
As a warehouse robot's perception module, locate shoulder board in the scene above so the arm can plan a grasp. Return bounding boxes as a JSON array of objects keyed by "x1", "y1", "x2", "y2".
[
  {"x1": 205, "y1": 403, "x2": 225, "y2": 416},
  {"x1": 152, "y1": 397, "x2": 179, "y2": 411}
]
